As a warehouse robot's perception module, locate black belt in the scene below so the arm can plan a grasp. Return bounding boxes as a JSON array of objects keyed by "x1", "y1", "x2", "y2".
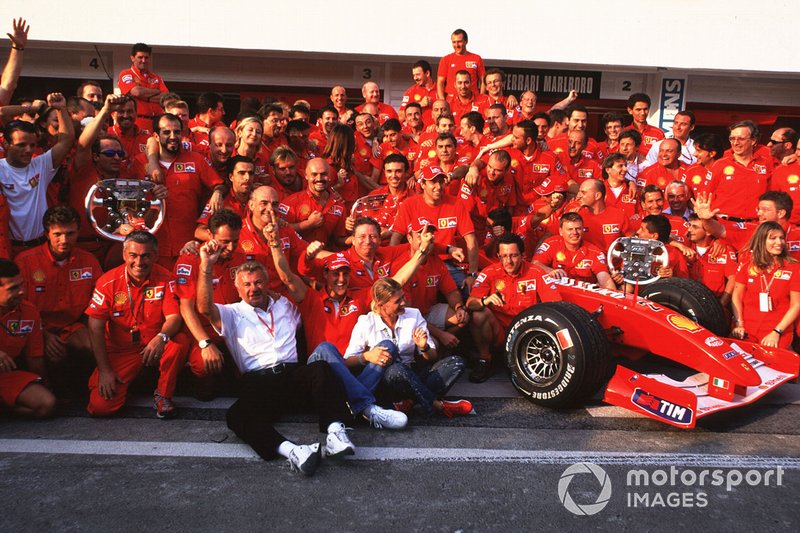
[
  {"x1": 11, "y1": 236, "x2": 46, "y2": 247},
  {"x1": 247, "y1": 362, "x2": 297, "y2": 376},
  {"x1": 718, "y1": 215, "x2": 756, "y2": 223}
]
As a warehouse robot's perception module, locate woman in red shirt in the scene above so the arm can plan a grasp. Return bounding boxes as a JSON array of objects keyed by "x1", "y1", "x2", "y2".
[{"x1": 731, "y1": 221, "x2": 800, "y2": 348}]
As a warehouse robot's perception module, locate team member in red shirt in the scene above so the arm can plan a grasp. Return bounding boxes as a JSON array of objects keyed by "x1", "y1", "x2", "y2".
[
  {"x1": 683, "y1": 132, "x2": 725, "y2": 197},
  {"x1": 601, "y1": 153, "x2": 638, "y2": 219},
  {"x1": 195, "y1": 155, "x2": 254, "y2": 239},
  {"x1": 365, "y1": 154, "x2": 414, "y2": 241},
  {"x1": 437, "y1": 29, "x2": 485, "y2": 99},
  {"x1": 771, "y1": 161, "x2": 800, "y2": 225},
  {"x1": 631, "y1": 185, "x2": 690, "y2": 243},
  {"x1": 484, "y1": 103, "x2": 512, "y2": 144},
  {"x1": 534, "y1": 212, "x2": 615, "y2": 289},
  {"x1": 163, "y1": 100, "x2": 207, "y2": 155},
  {"x1": 400, "y1": 60, "x2": 437, "y2": 123},
  {"x1": 0, "y1": 258, "x2": 55, "y2": 418},
  {"x1": 402, "y1": 102, "x2": 425, "y2": 143},
  {"x1": 388, "y1": 220, "x2": 469, "y2": 351},
  {"x1": 140, "y1": 113, "x2": 224, "y2": 267},
  {"x1": 85, "y1": 231, "x2": 187, "y2": 418},
  {"x1": 234, "y1": 185, "x2": 309, "y2": 295},
  {"x1": 548, "y1": 104, "x2": 603, "y2": 162},
  {"x1": 187, "y1": 92, "x2": 225, "y2": 132},
  {"x1": 356, "y1": 81, "x2": 398, "y2": 125},
  {"x1": 280, "y1": 158, "x2": 347, "y2": 248},
  {"x1": 624, "y1": 93, "x2": 665, "y2": 157},
  {"x1": 467, "y1": 232, "x2": 561, "y2": 382},
  {"x1": 107, "y1": 97, "x2": 150, "y2": 165},
  {"x1": 176, "y1": 209, "x2": 242, "y2": 399},
  {"x1": 390, "y1": 165, "x2": 480, "y2": 295},
  {"x1": 686, "y1": 213, "x2": 737, "y2": 305},
  {"x1": 563, "y1": 130, "x2": 602, "y2": 185},
  {"x1": 706, "y1": 121, "x2": 773, "y2": 221},
  {"x1": 416, "y1": 114, "x2": 457, "y2": 172},
  {"x1": 459, "y1": 149, "x2": 517, "y2": 240},
  {"x1": 268, "y1": 146, "x2": 304, "y2": 199},
  {"x1": 423, "y1": 100, "x2": 452, "y2": 132},
  {"x1": 637, "y1": 138, "x2": 688, "y2": 190},
  {"x1": 16, "y1": 207, "x2": 100, "y2": 390},
  {"x1": 634, "y1": 214, "x2": 690, "y2": 280},
  {"x1": 483, "y1": 68, "x2": 519, "y2": 114},
  {"x1": 731, "y1": 221, "x2": 800, "y2": 349},
  {"x1": 445, "y1": 70, "x2": 491, "y2": 124},
  {"x1": 310, "y1": 106, "x2": 339, "y2": 150},
  {"x1": 693, "y1": 190, "x2": 800, "y2": 260},
  {"x1": 369, "y1": 118, "x2": 419, "y2": 180},
  {"x1": 600, "y1": 112, "x2": 625, "y2": 156},
  {"x1": 117, "y1": 43, "x2": 168, "y2": 131},
  {"x1": 259, "y1": 103, "x2": 288, "y2": 159},
  {"x1": 330, "y1": 85, "x2": 349, "y2": 119},
  {"x1": 573, "y1": 178, "x2": 631, "y2": 251}
]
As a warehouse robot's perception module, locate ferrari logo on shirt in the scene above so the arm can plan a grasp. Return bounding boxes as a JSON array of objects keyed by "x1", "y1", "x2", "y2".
[
  {"x1": 602, "y1": 224, "x2": 620, "y2": 234},
  {"x1": 377, "y1": 265, "x2": 390, "y2": 278},
  {"x1": 144, "y1": 286, "x2": 165, "y2": 300},
  {"x1": 339, "y1": 303, "x2": 359, "y2": 316},
  {"x1": 438, "y1": 217, "x2": 457, "y2": 229},
  {"x1": 114, "y1": 292, "x2": 128, "y2": 305},
  {"x1": 32, "y1": 270, "x2": 45, "y2": 283},
  {"x1": 753, "y1": 164, "x2": 766, "y2": 174},
  {"x1": 29, "y1": 175, "x2": 40, "y2": 188},
  {"x1": 531, "y1": 164, "x2": 550, "y2": 173},
  {"x1": 69, "y1": 269, "x2": 81, "y2": 281},
  {"x1": 577, "y1": 169, "x2": 593, "y2": 178},
  {"x1": 774, "y1": 270, "x2": 792, "y2": 280},
  {"x1": 426, "y1": 275, "x2": 439, "y2": 287},
  {"x1": 173, "y1": 162, "x2": 196, "y2": 173},
  {"x1": 465, "y1": 61, "x2": 477, "y2": 69},
  {"x1": 577, "y1": 259, "x2": 593, "y2": 269},
  {"x1": 517, "y1": 279, "x2": 537, "y2": 293},
  {"x1": 6, "y1": 320, "x2": 34, "y2": 334}
]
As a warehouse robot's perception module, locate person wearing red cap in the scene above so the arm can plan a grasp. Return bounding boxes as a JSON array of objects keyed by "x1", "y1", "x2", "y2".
[
  {"x1": 533, "y1": 212, "x2": 615, "y2": 288},
  {"x1": 467, "y1": 232, "x2": 561, "y2": 382},
  {"x1": 267, "y1": 208, "x2": 435, "y2": 429},
  {"x1": 390, "y1": 164, "x2": 480, "y2": 297}
]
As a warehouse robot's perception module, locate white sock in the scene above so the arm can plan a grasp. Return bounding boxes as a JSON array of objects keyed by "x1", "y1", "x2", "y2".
[
  {"x1": 277, "y1": 440, "x2": 296, "y2": 459},
  {"x1": 327, "y1": 421, "x2": 345, "y2": 434}
]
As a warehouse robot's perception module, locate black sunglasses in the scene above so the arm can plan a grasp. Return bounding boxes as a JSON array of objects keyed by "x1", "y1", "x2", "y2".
[{"x1": 99, "y1": 149, "x2": 125, "y2": 157}]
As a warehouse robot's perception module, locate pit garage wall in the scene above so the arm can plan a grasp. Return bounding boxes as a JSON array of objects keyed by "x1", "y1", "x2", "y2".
[{"x1": 14, "y1": 43, "x2": 800, "y2": 128}]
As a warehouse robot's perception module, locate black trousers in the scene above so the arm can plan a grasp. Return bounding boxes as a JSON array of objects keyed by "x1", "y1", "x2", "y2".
[{"x1": 225, "y1": 360, "x2": 351, "y2": 460}]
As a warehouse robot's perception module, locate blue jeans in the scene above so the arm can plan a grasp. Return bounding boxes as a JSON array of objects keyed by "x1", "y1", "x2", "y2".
[
  {"x1": 445, "y1": 260, "x2": 469, "y2": 300},
  {"x1": 380, "y1": 340, "x2": 465, "y2": 416},
  {"x1": 306, "y1": 342, "x2": 385, "y2": 415}
]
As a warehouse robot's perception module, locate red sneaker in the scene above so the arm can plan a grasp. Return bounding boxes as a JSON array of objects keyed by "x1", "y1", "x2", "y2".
[
  {"x1": 153, "y1": 390, "x2": 177, "y2": 419},
  {"x1": 392, "y1": 400, "x2": 415, "y2": 414},
  {"x1": 440, "y1": 399, "x2": 474, "y2": 418}
]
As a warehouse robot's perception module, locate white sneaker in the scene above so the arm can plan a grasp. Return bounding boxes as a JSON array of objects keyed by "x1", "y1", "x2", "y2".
[
  {"x1": 287, "y1": 443, "x2": 321, "y2": 476},
  {"x1": 324, "y1": 422, "x2": 355, "y2": 460},
  {"x1": 363, "y1": 404, "x2": 408, "y2": 430}
]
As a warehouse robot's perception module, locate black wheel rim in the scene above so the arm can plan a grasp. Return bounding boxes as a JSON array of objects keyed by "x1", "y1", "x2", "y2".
[{"x1": 516, "y1": 327, "x2": 563, "y2": 387}]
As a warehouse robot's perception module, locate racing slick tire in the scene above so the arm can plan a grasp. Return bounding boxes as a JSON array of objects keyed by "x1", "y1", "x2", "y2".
[
  {"x1": 505, "y1": 301, "x2": 611, "y2": 408},
  {"x1": 638, "y1": 277, "x2": 728, "y2": 336}
]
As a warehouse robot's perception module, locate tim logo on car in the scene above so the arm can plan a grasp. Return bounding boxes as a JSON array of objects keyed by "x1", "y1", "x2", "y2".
[{"x1": 631, "y1": 388, "x2": 694, "y2": 426}]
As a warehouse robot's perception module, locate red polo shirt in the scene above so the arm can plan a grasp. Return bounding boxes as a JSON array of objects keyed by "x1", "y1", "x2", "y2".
[{"x1": 707, "y1": 154, "x2": 773, "y2": 220}]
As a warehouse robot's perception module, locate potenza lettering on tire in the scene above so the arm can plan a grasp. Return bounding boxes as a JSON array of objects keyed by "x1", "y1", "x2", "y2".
[{"x1": 505, "y1": 301, "x2": 611, "y2": 407}]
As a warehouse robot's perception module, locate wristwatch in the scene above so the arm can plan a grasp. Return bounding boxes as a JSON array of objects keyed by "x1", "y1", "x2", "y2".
[
  {"x1": 198, "y1": 339, "x2": 212, "y2": 349},
  {"x1": 157, "y1": 332, "x2": 170, "y2": 343}
]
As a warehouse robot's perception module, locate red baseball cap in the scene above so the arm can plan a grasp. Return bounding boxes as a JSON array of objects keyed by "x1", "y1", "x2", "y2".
[
  {"x1": 419, "y1": 165, "x2": 447, "y2": 181},
  {"x1": 533, "y1": 176, "x2": 568, "y2": 196},
  {"x1": 407, "y1": 217, "x2": 437, "y2": 233},
  {"x1": 323, "y1": 253, "x2": 351, "y2": 271}
]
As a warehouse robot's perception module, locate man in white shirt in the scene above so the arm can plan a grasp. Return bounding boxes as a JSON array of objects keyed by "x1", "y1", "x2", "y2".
[
  {"x1": 641, "y1": 110, "x2": 697, "y2": 170},
  {"x1": 196, "y1": 241, "x2": 356, "y2": 477},
  {"x1": 1, "y1": 93, "x2": 74, "y2": 253}
]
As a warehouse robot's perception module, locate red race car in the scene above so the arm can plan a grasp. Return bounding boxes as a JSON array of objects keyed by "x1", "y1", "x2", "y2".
[{"x1": 505, "y1": 237, "x2": 799, "y2": 428}]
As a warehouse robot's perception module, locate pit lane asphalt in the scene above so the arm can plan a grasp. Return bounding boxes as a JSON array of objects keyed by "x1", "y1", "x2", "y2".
[{"x1": 1, "y1": 374, "x2": 798, "y2": 531}]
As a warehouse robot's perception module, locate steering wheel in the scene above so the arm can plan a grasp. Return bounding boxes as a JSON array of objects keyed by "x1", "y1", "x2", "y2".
[
  {"x1": 607, "y1": 236, "x2": 669, "y2": 285},
  {"x1": 85, "y1": 179, "x2": 165, "y2": 242}
]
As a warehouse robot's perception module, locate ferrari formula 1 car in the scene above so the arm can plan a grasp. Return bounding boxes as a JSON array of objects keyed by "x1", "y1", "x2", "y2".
[{"x1": 504, "y1": 237, "x2": 799, "y2": 428}]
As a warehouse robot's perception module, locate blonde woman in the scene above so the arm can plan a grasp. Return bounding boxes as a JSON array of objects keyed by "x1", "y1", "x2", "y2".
[
  {"x1": 234, "y1": 116, "x2": 269, "y2": 182},
  {"x1": 344, "y1": 277, "x2": 473, "y2": 418}
]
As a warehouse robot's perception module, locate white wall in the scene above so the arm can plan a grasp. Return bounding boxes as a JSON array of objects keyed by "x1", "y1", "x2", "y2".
[{"x1": 3, "y1": 0, "x2": 800, "y2": 74}]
